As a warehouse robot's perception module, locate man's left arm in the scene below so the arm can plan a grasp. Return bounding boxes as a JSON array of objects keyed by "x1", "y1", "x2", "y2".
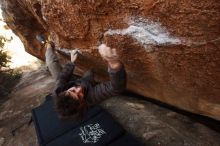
[{"x1": 53, "y1": 49, "x2": 79, "y2": 94}]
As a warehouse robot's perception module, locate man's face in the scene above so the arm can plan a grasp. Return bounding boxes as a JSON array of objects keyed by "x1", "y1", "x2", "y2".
[{"x1": 65, "y1": 86, "x2": 84, "y2": 100}]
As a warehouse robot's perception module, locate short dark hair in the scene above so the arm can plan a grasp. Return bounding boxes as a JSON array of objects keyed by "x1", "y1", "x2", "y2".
[{"x1": 55, "y1": 92, "x2": 87, "y2": 121}]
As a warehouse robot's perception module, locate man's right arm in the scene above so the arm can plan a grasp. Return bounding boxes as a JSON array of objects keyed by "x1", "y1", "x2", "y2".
[
  {"x1": 87, "y1": 43, "x2": 127, "y2": 105},
  {"x1": 87, "y1": 61, "x2": 126, "y2": 105}
]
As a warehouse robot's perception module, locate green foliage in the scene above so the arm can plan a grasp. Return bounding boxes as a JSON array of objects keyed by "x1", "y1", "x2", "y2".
[
  {"x1": 0, "y1": 35, "x2": 11, "y2": 70},
  {"x1": 0, "y1": 35, "x2": 6, "y2": 48},
  {"x1": 0, "y1": 70, "x2": 21, "y2": 98},
  {"x1": 0, "y1": 49, "x2": 11, "y2": 69},
  {"x1": 0, "y1": 35, "x2": 21, "y2": 105}
]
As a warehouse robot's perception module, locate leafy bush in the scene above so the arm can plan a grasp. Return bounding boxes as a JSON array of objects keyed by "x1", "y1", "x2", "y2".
[
  {"x1": 0, "y1": 70, "x2": 21, "y2": 97},
  {"x1": 0, "y1": 35, "x2": 21, "y2": 103},
  {"x1": 0, "y1": 35, "x2": 11, "y2": 70}
]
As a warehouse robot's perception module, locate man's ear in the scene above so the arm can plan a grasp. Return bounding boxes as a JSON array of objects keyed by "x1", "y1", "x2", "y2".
[
  {"x1": 55, "y1": 87, "x2": 63, "y2": 95},
  {"x1": 64, "y1": 91, "x2": 69, "y2": 96}
]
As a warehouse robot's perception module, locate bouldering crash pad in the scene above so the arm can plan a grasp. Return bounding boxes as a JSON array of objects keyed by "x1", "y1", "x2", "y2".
[{"x1": 32, "y1": 95, "x2": 142, "y2": 146}]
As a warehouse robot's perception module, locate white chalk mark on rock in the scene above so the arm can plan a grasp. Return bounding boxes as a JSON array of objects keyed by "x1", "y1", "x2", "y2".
[{"x1": 105, "y1": 17, "x2": 181, "y2": 52}]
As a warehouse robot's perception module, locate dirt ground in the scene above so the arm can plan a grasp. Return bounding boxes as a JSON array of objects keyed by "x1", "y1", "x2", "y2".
[{"x1": 0, "y1": 66, "x2": 220, "y2": 146}]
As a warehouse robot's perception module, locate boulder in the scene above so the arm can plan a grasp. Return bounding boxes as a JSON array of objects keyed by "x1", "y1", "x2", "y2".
[
  {"x1": 1, "y1": 0, "x2": 220, "y2": 120},
  {"x1": 0, "y1": 66, "x2": 220, "y2": 146}
]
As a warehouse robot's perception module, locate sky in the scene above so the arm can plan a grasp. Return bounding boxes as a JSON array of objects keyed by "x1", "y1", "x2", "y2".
[{"x1": 0, "y1": 8, "x2": 39, "y2": 69}]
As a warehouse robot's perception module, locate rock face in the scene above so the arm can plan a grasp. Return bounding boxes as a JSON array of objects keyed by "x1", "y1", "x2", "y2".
[
  {"x1": 1, "y1": 0, "x2": 220, "y2": 120},
  {"x1": 1, "y1": 66, "x2": 220, "y2": 146}
]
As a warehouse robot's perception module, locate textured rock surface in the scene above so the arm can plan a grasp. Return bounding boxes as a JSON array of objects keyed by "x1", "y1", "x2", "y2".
[
  {"x1": 0, "y1": 66, "x2": 220, "y2": 146},
  {"x1": 1, "y1": 0, "x2": 220, "y2": 120}
]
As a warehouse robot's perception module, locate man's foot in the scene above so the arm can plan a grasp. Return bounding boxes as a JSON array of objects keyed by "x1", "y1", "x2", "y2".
[{"x1": 36, "y1": 34, "x2": 46, "y2": 44}]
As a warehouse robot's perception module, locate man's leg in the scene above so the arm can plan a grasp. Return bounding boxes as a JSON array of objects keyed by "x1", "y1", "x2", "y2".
[{"x1": 45, "y1": 45, "x2": 62, "y2": 80}]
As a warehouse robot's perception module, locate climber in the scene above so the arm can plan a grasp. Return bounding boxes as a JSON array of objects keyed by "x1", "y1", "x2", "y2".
[{"x1": 45, "y1": 41, "x2": 126, "y2": 121}]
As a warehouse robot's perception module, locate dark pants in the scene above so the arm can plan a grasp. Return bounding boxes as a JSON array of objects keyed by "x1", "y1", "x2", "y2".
[
  {"x1": 45, "y1": 47, "x2": 94, "y2": 82},
  {"x1": 45, "y1": 47, "x2": 62, "y2": 79}
]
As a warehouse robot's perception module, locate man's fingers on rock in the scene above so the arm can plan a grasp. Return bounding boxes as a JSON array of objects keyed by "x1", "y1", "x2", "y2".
[
  {"x1": 112, "y1": 48, "x2": 118, "y2": 56},
  {"x1": 98, "y1": 44, "x2": 107, "y2": 50},
  {"x1": 98, "y1": 44, "x2": 119, "y2": 61},
  {"x1": 98, "y1": 48, "x2": 104, "y2": 56},
  {"x1": 71, "y1": 50, "x2": 77, "y2": 54}
]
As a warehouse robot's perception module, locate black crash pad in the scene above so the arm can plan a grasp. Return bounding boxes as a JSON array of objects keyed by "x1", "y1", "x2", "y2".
[{"x1": 32, "y1": 95, "x2": 143, "y2": 146}]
